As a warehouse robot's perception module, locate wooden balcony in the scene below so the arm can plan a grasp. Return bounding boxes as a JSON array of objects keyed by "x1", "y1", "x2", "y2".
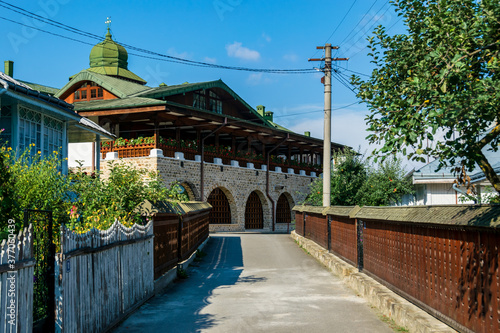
[{"x1": 101, "y1": 138, "x2": 321, "y2": 176}]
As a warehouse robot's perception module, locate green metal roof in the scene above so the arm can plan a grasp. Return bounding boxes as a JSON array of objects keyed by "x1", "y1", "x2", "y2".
[
  {"x1": 56, "y1": 70, "x2": 150, "y2": 99},
  {"x1": 137, "y1": 200, "x2": 212, "y2": 215},
  {"x1": 134, "y1": 79, "x2": 273, "y2": 127},
  {"x1": 74, "y1": 97, "x2": 165, "y2": 111},
  {"x1": 19, "y1": 80, "x2": 59, "y2": 96},
  {"x1": 354, "y1": 205, "x2": 500, "y2": 228},
  {"x1": 293, "y1": 204, "x2": 500, "y2": 228}
]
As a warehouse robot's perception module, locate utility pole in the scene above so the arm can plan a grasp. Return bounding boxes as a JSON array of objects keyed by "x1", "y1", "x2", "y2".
[{"x1": 309, "y1": 44, "x2": 348, "y2": 207}]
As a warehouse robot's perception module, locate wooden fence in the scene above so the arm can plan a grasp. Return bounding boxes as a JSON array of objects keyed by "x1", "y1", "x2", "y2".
[
  {"x1": 0, "y1": 224, "x2": 34, "y2": 333},
  {"x1": 56, "y1": 220, "x2": 154, "y2": 333},
  {"x1": 153, "y1": 202, "x2": 211, "y2": 279},
  {"x1": 293, "y1": 204, "x2": 500, "y2": 333}
]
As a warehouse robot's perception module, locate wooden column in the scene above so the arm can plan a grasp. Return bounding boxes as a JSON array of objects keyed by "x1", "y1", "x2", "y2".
[
  {"x1": 215, "y1": 133, "x2": 220, "y2": 150},
  {"x1": 176, "y1": 128, "x2": 181, "y2": 149},
  {"x1": 232, "y1": 136, "x2": 236, "y2": 157},
  {"x1": 247, "y1": 137, "x2": 252, "y2": 153},
  {"x1": 300, "y1": 148, "x2": 304, "y2": 164},
  {"x1": 287, "y1": 145, "x2": 292, "y2": 162},
  {"x1": 196, "y1": 129, "x2": 202, "y2": 153}
]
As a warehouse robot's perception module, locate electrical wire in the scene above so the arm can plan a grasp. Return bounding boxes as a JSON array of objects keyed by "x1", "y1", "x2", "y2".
[
  {"x1": 338, "y1": 0, "x2": 383, "y2": 47},
  {"x1": 0, "y1": 1, "x2": 317, "y2": 74},
  {"x1": 342, "y1": 2, "x2": 393, "y2": 55},
  {"x1": 310, "y1": 1, "x2": 359, "y2": 59}
]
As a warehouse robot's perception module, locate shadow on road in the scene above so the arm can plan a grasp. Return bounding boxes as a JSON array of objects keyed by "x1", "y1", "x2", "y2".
[{"x1": 114, "y1": 235, "x2": 255, "y2": 332}]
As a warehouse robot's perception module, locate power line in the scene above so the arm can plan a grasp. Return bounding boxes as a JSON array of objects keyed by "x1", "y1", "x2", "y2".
[
  {"x1": 335, "y1": 66, "x2": 370, "y2": 77},
  {"x1": 0, "y1": 2, "x2": 317, "y2": 74},
  {"x1": 325, "y1": 0, "x2": 359, "y2": 44},
  {"x1": 342, "y1": 2, "x2": 393, "y2": 55},
  {"x1": 310, "y1": 1, "x2": 359, "y2": 59},
  {"x1": 338, "y1": 0, "x2": 383, "y2": 46}
]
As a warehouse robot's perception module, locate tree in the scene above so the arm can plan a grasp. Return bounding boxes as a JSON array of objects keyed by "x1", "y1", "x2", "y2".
[
  {"x1": 351, "y1": 0, "x2": 500, "y2": 194},
  {"x1": 357, "y1": 158, "x2": 414, "y2": 206},
  {"x1": 303, "y1": 151, "x2": 413, "y2": 206},
  {"x1": 305, "y1": 150, "x2": 367, "y2": 206}
]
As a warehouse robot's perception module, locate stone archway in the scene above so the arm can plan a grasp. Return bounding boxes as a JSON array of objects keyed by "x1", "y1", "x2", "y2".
[
  {"x1": 245, "y1": 191, "x2": 264, "y2": 229},
  {"x1": 207, "y1": 187, "x2": 232, "y2": 224},
  {"x1": 179, "y1": 181, "x2": 198, "y2": 201},
  {"x1": 276, "y1": 193, "x2": 293, "y2": 223}
]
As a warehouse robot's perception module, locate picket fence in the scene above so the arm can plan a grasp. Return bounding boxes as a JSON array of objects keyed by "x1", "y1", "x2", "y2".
[
  {"x1": 0, "y1": 224, "x2": 34, "y2": 333},
  {"x1": 56, "y1": 220, "x2": 154, "y2": 333}
]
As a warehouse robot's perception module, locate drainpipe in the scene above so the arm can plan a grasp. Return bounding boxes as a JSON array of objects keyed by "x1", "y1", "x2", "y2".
[
  {"x1": 452, "y1": 183, "x2": 478, "y2": 204},
  {"x1": 266, "y1": 134, "x2": 289, "y2": 232},
  {"x1": 200, "y1": 118, "x2": 227, "y2": 201}
]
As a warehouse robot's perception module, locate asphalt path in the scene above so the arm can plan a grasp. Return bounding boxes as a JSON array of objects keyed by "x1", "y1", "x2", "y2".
[{"x1": 113, "y1": 233, "x2": 394, "y2": 333}]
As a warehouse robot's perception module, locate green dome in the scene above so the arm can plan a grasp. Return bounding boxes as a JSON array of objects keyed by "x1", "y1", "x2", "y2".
[{"x1": 89, "y1": 28, "x2": 128, "y2": 69}]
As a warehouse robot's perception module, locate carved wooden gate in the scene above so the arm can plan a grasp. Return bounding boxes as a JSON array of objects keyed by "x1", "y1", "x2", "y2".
[
  {"x1": 245, "y1": 191, "x2": 263, "y2": 229},
  {"x1": 207, "y1": 188, "x2": 231, "y2": 224},
  {"x1": 276, "y1": 194, "x2": 291, "y2": 223}
]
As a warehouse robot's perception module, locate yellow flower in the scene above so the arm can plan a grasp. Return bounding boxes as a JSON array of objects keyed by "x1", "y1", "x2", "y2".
[{"x1": 37, "y1": 151, "x2": 41, "y2": 154}]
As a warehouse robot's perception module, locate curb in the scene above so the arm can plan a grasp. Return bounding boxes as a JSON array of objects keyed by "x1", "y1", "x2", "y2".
[
  {"x1": 291, "y1": 231, "x2": 457, "y2": 333},
  {"x1": 154, "y1": 236, "x2": 211, "y2": 295}
]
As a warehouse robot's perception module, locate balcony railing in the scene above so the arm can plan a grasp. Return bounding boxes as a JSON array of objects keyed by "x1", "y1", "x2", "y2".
[{"x1": 101, "y1": 135, "x2": 321, "y2": 176}]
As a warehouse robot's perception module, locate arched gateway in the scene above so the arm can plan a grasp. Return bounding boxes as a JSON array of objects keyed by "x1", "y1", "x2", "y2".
[
  {"x1": 245, "y1": 191, "x2": 264, "y2": 229},
  {"x1": 276, "y1": 193, "x2": 292, "y2": 223},
  {"x1": 207, "y1": 188, "x2": 231, "y2": 224}
]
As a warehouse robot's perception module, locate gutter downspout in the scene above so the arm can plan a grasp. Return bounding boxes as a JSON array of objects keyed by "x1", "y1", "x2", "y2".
[
  {"x1": 452, "y1": 183, "x2": 478, "y2": 204},
  {"x1": 200, "y1": 118, "x2": 227, "y2": 201},
  {"x1": 266, "y1": 134, "x2": 289, "y2": 232}
]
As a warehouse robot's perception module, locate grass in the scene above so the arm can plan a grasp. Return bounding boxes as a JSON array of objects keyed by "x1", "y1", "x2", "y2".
[{"x1": 378, "y1": 314, "x2": 409, "y2": 332}]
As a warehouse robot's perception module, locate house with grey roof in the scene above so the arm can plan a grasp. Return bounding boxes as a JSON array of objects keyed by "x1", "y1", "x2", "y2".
[
  {"x1": 0, "y1": 62, "x2": 113, "y2": 174},
  {"x1": 408, "y1": 146, "x2": 499, "y2": 205}
]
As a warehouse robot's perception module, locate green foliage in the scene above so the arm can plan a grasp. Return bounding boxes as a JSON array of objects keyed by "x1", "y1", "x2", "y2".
[
  {"x1": 304, "y1": 150, "x2": 413, "y2": 206},
  {"x1": 0, "y1": 147, "x2": 70, "y2": 238},
  {"x1": 351, "y1": 0, "x2": 500, "y2": 194},
  {"x1": 0, "y1": 147, "x2": 17, "y2": 239},
  {"x1": 0, "y1": 148, "x2": 187, "y2": 238},
  {"x1": 67, "y1": 161, "x2": 187, "y2": 232},
  {"x1": 357, "y1": 158, "x2": 414, "y2": 206}
]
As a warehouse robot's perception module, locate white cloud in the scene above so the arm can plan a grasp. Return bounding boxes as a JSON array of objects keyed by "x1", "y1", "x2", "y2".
[
  {"x1": 287, "y1": 109, "x2": 424, "y2": 171},
  {"x1": 246, "y1": 73, "x2": 272, "y2": 86},
  {"x1": 167, "y1": 47, "x2": 192, "y2": 60},
  {"x1": 262, "y1": 33, "x2": 271, "y2": 43},
  {"x1": 283, "y1": 53, "x2": 298, "y2": 62},
  {"x1": 204, "y1": 57, "x2": 217, "y2": 64},
  {"x1": 226, "y1": 42, "x2": 260, "y2": 61}
]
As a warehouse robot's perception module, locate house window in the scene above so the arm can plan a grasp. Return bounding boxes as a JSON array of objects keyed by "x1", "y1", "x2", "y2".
[
  {"x1": 193, "y1": 90, "x2": 206, "y2": 109},
  {"x1": 73, "y1": 81, "x2": 104, "y2": 101},
  {"x1": 209, "y1": 91, "x2": 222, "y2": 114},
  {"x1": 0, "y1": 105, "x2": 12, "y2": 146},
  {"x1": 19, "y1": 106, "x2": 64, "y2": 165}
]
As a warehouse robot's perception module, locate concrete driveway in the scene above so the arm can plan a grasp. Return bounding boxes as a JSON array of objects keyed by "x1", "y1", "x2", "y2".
[{"x1": 113, "y1": 233, "x2": 394, "y2": 333}]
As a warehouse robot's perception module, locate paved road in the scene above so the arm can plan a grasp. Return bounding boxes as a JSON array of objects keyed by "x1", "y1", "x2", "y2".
[{"x1": 114, "y1": 233, "x2": 393, "y2": 333}]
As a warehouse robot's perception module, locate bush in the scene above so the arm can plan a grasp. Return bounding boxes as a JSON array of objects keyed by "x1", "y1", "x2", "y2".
[{"x1": 303, "y1": 150, "x2": 413, "y2": 206}]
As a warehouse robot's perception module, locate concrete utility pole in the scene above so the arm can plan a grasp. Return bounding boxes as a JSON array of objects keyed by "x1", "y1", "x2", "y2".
[{"x1": 309, "y1": 44, "x2": 348, "y2": 207}]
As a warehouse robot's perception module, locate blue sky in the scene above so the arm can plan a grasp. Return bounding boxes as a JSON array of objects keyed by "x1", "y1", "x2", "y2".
[{"x1": 0, "y1": 0, "x2": 422, "y2": 169}]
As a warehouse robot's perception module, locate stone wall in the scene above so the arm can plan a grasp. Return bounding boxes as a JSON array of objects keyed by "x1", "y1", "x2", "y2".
[{"x1": 98, "y1": 152, "x2": 316, "y2": 232}]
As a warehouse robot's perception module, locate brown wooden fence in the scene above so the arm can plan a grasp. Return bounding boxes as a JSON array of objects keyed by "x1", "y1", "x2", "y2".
[
  {"x1": 153, "y1": 202, "x2": 211, "y2": 279},
  {"x1": 293, "y1": 204, "x2": 500, "y2": 333}
]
